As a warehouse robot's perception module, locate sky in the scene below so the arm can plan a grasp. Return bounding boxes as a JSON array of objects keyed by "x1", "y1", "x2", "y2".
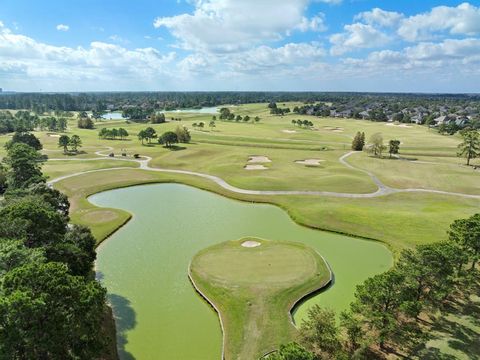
[{"x1": 0, "y1": 0, "x2": 480, "y2": 92}]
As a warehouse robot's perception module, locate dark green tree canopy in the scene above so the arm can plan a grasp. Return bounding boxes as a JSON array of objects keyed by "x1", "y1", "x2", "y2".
[
  {"x1": 0, "y1": 262, "x2": 107, "y2": 360},
  {"x1": 0, "y1": 196, "x2": 67, "y2": 247}
]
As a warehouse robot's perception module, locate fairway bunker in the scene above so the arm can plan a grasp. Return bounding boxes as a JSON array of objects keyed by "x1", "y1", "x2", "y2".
[
  {"x1": 244, "y1": 164, "x2": 268, "y2": 170},
  {"x1": 386, "y1": 123, "x2": 412, "y2": 128},
  {"x1": 282, "y1": 129, "x2": 297, "y2": 134},
  {"x1": 241, "y1": 240, "x2": 261, "y2": 248},
  {"x1": 189, "y1": 238, "x2": 331, "y2": 360},
  {"x1": 295, "y1": 159, "x2": 325, "y2": 166},
  {"x1": 247, "y1": 155, "x2": 271, "y2": 163}
]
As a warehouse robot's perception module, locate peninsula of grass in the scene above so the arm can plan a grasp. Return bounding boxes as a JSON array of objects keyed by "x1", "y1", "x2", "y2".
[{"x1": 189, "y1": 237, "x2": 331, "y2": 360}]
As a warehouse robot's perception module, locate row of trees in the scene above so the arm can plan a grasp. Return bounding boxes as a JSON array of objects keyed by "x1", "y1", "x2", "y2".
[
  {"x1": 0, "y1": 133, "x2": 110, "y2": 359},
  {"x1": 272, "y1": 214, "x2": 479, "y2": 359},
  {"x1": 0, "y1": 110, "x2": 69, "y2": 134},
  {"x1": 98, "y1": 127, "x2": 129, "y2": 140},
  {"x1": 218, "y1": 108, "x2": 260, "y2": 123},
  {"x1": 351, "y1": 132, "x2": 400, "y2": 158},
  {"x1": 291, "y1": 119, "x2": 314, "y2": 128}
]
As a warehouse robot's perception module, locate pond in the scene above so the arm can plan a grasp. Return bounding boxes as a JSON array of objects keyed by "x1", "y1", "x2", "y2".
[{"x1": 93, "y1": 183, "x2": 392, "y2": 360}]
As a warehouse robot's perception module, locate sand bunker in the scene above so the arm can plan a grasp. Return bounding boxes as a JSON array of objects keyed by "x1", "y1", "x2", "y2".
[
  {"x1": 47, "y1": 134, "x2": 61, "y2": 138},
  {"x1": 247, "y1": 156, "x2": 271, "y2": 163},
  {"x1": 323, "y1": 126, "x2": 344, "y2": 132},
  {"x1": 282, "y1": 129, "x2": 297, "y2": 134},
  {"x1": 244, "y1": 164, "x2": 268, "y2": 170},
  {"x1": 241, "y1": 240, "x2": 261, "y2": 248},
  {"x1": 386, "y1": 123, "x2": 412, "y2": 128},
  {"x1": 295, "y1": 159, "x2": 325, "y2": 166}
]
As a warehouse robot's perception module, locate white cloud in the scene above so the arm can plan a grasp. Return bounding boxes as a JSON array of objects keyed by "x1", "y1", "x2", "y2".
[
  {"x1": 354, "y1": 8, "x2": 403, "y2": 27},
  {"x1": 0, "y1": 23, "x2": 176, "y2": 86},
  {"x1": 314, "y1": 0, "x2": 342, "y2": 4},
  {"x1": 329, "y1": 23, "x2": 390, "y2": 55},
  {"x1": 153, "y1": 0, "x2": 311, "y2": 53},
  {"x1": 56, "y1": 24, "x2": 69, "y2": 32},
  {"x1": 398, "y1": 2, "x2": 480, "y2": 42},
  {"x1": 296, "y1": 13, "x2": 327, "y2": 32},
  {"x1": 230, "y1": 42, "x2": 325, "y2": 73}
]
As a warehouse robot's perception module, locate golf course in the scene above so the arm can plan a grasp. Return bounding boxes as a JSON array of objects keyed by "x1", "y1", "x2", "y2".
[{"x1": 1, "y1": 102, "x2": 479, "y2": 359}]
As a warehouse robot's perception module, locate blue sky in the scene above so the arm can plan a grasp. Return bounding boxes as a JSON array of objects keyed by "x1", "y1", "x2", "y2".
[{"x1": 0, "y1": 0, "x2": 479, "y2": 92}]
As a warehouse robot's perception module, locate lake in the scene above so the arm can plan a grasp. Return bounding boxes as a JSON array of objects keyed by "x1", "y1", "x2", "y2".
[
  {"x1": 98, "y1": 107, "x2": 218, "y2": 120},
  {"x1": 93, "y1": 183, "x2": 392, "y2": 360}
]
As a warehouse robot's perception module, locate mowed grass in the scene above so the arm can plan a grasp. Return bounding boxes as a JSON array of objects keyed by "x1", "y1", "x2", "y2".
[
  {"x1": 43, "y1": 159, "x2": 139, "y2": 180},
  {"x1": 350, "y1": 152, "x2": 480, "y2": 195},
  {"x1": 1, "y1": 102, "x2": 478, "y2": 247},
  {"x1": 189, "y1": 238, "x2": 331, "y2": 360}
]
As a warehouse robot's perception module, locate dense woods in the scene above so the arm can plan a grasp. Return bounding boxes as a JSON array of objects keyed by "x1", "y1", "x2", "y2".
[{"x1": 0, "y1": 133, "x2": 112, "y2": 359}]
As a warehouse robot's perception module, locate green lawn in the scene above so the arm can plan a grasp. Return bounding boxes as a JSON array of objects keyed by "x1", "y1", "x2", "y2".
[{"x1": 189, "y1": 238, "x2": 331, "y2": 360}]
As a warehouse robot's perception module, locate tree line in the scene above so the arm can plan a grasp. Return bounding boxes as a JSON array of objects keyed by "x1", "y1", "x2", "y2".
[
  {"x1": 218, "y1": 108, "x2": 260, "y2": 123},
  {"x1": 270, "y1": 214, "x2": 479, "y2": 359},
  {"x1": 0, "y1": 133, "x2": 111, "y2": 359}
]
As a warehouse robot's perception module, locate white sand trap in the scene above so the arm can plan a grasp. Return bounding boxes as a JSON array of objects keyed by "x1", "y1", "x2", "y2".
[
  {"x1": 47, "y1": 134, "x2": 61, "y2": 138},
  {"x1": 247, "y1": 156, "x2": 271, "y2": 163},
  {"x1": 241, "y1": 240, "x2": 261, "y2": 248},
  {"x1": 332, "y1": 129, "x2": 344, "y2": 132},
  {"x1": 282, "y1": 129, "x2": 297, "y2": 134},
  {"x1": 295, "y1": 159, "x2": 325, "y2": 166},
  {"x1": 386, "y1": 123, "x2": 412, "y2": 128},
  {"x1": 244, "y1": 164, "x2": 268, "y2": 170}
]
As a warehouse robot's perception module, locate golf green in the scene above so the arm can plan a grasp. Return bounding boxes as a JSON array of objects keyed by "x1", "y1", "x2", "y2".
[
  {"x1": 92, "y1": 183, "x2": 392, "y2": 359},
  {"x1": 190, "y1": 238, "x2": 331, "y2": 359}
]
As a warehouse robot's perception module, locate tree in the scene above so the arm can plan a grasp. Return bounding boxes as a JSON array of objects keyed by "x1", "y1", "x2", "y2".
[
  {"x1": 0, "y1": 262, "x2": 107, "y2": 360},
  {"x1": 77, "y1": 117, "x2": 94, "y2": 129},
  {"x1": 118, "y1": 128, "x2": 129, "y2": 139},
  {"x1": 144, "y1": 127, "x2": 157, "y2": 143},
  {"x1": 388, "y1": 139, "x2": 400, "y2": 158},
  {"x1": 175, "y1": 126, "x2": 191, "y2": 143},
  {"x1": 47, "y1": 225, "x2": 96, "y2": 277},
  {"x1": 138, "y1": 129, "x2": 147, "y2": 145},
  {"x1": 0, "y1": 196, "x2": 67, "y2": 248},
  {"x1": 69, "y1": 134, "x2": 82, "y2": 153},
  {"x1": 449, "y1": 213, "x2": 480, "y2": 271},
  {"x1": 368, "y1": 133, "x2": 386, "y2": 157},
  {"x1": 3, "y1": 143, "x2": 44, "y2": 188},
  {"x1": 397, "y1": 243, "x2": 457, "y2": 318},
  {"x1": 158, "y1": 131, "x2": 178, "y2": 148},
  {"x1": 269, "y1": 343, "x2": 315, "y2": 360},
  {"x1": 300, "y1": 305, "x2": 343, "y2": 359},
  {"x1": 0, "y1": 239, "x2": 45, "y2": 277},
  {"x1": 0, "y1": 163, "x2": 7, "y2": 194},
  {"x1": 244, "y1": 115, "x2": 250, "y2": 122},
  {"x1": 457, "y1": 129, "x2": 480, "y2": 166},
  {"x1": 98, "y1": 128, "x2": 109, "y2": 139},
  {"x1": 58, "y1": 135, "x2": 70, "y2": 154},
  {"x1": 5, "y1": 132, "x2": 42, "y2": 151},
  {"x1": 254, "y1": 116, "x2": 260, "y2": 123},
  {"x1": 150, "y1": 113, "x2": 166, "y2": 124},
  {"x1": 209, "y1": 120, "x2": 216, "y2": 130},
  {"x1": 4, "y1": 182, "x2": 70, "y2": 218},
  {"x1": 351, "y1": 132, "x2": 365, "y2": 151},
  {"x1": 351, "y1": 270, "x2": 405, "y2": 350},
  {"x1": 235, "y1": 115, "x2": 242, "y2": 122}
]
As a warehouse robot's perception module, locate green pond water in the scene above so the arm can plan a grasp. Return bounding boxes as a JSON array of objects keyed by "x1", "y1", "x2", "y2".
[{"x1": 92, "y1": 183, "x2": 393, "y2": 360}]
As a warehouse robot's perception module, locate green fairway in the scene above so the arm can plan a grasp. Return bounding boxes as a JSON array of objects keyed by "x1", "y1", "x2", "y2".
[{"x1": 191, "y1": 238, "x2": 331, "y2": 360}]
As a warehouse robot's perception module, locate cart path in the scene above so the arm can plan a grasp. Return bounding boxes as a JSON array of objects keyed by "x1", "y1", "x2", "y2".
[{"x1": 47, "y1": 149, "x2": 480, "y2": 200}]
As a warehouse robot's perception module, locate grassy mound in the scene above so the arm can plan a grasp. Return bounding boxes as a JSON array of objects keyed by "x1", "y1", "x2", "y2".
[{"x1": 189, "y1": 237, "x2": 331, "y2": 360}]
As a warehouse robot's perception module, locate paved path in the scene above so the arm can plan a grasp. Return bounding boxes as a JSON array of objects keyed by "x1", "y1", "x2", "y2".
[{"x1": 47, "y1": 149, "x2": 480, "y2": 200}]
